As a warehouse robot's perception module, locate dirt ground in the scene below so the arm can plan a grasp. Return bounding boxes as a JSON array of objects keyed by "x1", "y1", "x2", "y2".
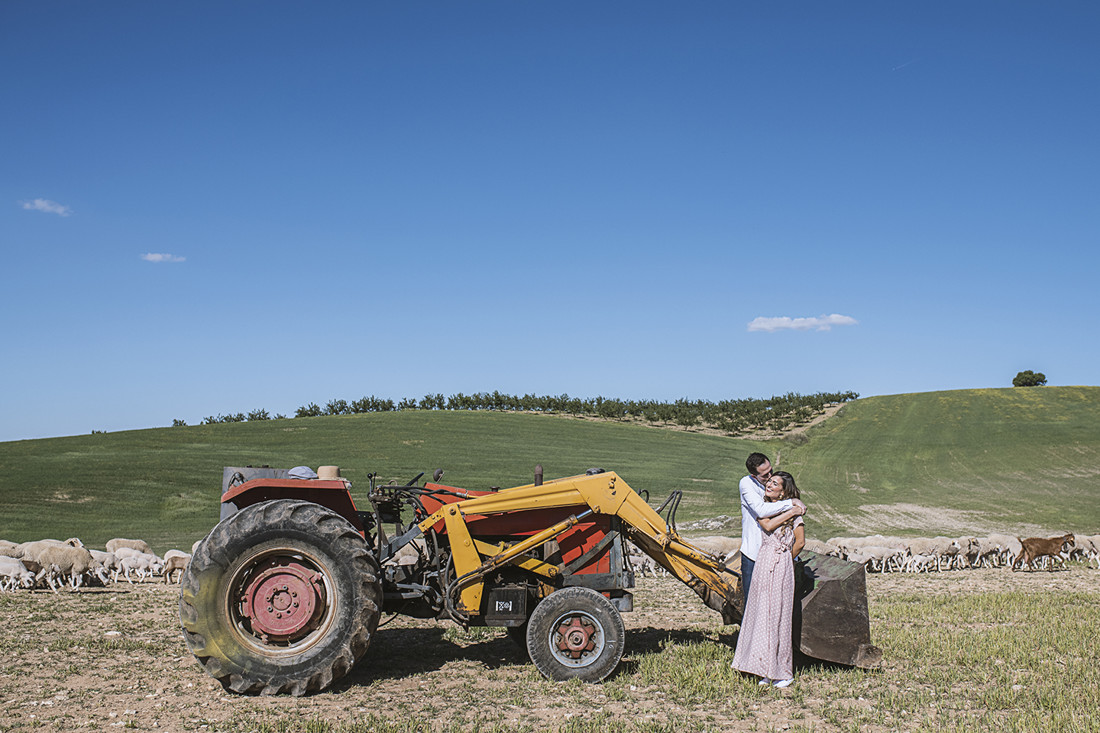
[{"x1": 2, "y1": 566, "x2": 1098, "y2": 733}]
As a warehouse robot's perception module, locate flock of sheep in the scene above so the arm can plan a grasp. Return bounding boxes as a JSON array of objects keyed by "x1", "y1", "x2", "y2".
[
  {"x1": 628, "y1": 532, "x2": 1099, "y2": 577},
  {"x1": 803, "y1": 532, "x2": 1095, "y2": 573},
  {"x1": 3, "y1": 530, "x2": 1095, "y2": 592},
  {"x1": 0, "y1": 537, "x2": 192, "y2": 592}
]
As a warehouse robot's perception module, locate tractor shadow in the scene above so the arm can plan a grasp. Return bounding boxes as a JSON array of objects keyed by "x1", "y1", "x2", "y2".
[
  {"x1": 625, "y1": 625, "x2": 737, "y2": 655},
  {"x1": 338, "y1": 624, "x2": 740, "y2": 687},
  {"x1": 337, "y1": 625, "x2": 529, "y2": 687}
]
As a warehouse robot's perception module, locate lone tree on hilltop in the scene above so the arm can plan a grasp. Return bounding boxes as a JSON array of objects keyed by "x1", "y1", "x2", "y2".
[{"x1": 1013, "y1": 370, "x2": 1047, "y2": 387}]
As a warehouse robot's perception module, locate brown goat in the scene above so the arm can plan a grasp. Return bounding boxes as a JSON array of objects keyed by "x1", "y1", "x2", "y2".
[{"x1": 1012, "y1": 533, "x2": 1075, "y2": 571}]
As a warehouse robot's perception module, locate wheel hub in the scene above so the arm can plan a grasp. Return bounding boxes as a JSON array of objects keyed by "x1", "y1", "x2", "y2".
[
  {"x1": 239, "y1": 559, "x2": 324, "y2": 640},
  {"x1": 556, "y1": 615, "x2": 598, "y2": 659}
]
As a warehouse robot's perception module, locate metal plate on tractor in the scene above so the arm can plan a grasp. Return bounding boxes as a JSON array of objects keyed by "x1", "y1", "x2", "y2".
[{"x1": 485, "y1": 586, "x2": 528, "y2": 626}]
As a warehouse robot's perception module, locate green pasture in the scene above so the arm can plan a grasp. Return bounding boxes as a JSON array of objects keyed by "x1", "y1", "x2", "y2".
[
  {"x1": 781, "y1": 386, "x2": 1100, "y2": 535},
  {"x1": 1, "y1": 386, "x2": 1098, "y2": 552},
  {"x1": 0, "y1": 411, "x2": 767, "y2": 552}
]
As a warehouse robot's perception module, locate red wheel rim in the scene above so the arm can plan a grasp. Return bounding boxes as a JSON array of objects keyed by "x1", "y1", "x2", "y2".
[
  {"x1": 555, "y1": 615, "x2": 598, "y2": 659},
  {"x1": 238, "y1": 558, "x2": 325, "y2": 641}
]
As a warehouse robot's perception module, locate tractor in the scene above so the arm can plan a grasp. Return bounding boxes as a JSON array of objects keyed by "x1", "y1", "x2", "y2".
[{"x1": 180, "y1": 465, "x2": 880, "y2": 695}]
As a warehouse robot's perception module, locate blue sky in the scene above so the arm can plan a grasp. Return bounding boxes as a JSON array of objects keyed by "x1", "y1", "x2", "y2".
[{"x1": 3, "y1": 2, "x2": 1098, "y2": 442}]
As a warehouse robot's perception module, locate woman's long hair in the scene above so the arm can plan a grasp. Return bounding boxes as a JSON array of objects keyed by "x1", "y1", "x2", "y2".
[{"x1": 772, "y1": 471, "x2": 801, "y2": 501}]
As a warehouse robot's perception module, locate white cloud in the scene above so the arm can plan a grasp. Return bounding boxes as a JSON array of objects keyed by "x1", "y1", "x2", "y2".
[
  {"x1": 20, "y1": 198, "x2": 72, "y2": 216},
  {"x1": 747, "y1": 314, "x2": 858, "y2": 332},
  {"x1": 141, "y1": 253, "x2": 186, "y2": 263}
]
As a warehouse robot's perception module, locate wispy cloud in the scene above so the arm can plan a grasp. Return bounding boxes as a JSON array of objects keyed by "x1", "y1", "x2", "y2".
[
  {"x1": 141, "y1": 253, "x2": 186, "y2": 263},
  {"x1": 748, "y1": 314, "x2": 858, "y2": 333},
  {"x1": 20, "y1": 198, "x2": 72, "y2": 216}
]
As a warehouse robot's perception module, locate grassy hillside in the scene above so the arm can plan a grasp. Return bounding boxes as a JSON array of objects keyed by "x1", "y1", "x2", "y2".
[
  {"x1": 781, "y1": 386, "x2": 1100, "y2": 536},
  {"x1": 1, "y1": 387, "x2": 1097, "y2": 551},
  {"x1": 0, "y1": 411, "x2": 768, "y2": 552}
]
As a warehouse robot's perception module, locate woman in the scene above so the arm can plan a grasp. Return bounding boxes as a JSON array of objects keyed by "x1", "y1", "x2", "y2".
[{"x1": 731, "y1": 470, "x2": 806, "y2": 688}]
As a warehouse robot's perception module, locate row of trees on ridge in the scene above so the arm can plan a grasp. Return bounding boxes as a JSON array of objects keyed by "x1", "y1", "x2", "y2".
[{"x1": 184, "y1": 390, "x2": 858, "y2": 436}]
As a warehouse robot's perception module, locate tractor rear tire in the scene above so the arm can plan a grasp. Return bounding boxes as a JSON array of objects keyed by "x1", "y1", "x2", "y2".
[
  {"x1": 179, "y1": 499, "x2": 381, "y2": 696},
  {"x1": 525, "y1": 586, "x2": 624, "y2": 682}
]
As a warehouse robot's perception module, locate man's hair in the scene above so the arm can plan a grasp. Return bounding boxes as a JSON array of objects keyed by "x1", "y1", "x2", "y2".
[
  {"x1": 746, "y1": 452, "x2": 770, "y2": 476},
  {"x1": 772, "y1": 470, "x2": 801, "y2": 500}
]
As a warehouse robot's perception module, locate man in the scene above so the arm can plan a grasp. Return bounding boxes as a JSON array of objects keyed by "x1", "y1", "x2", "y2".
[{"x1": 738, "y1": 452, "x2": 793, "y2": 625}]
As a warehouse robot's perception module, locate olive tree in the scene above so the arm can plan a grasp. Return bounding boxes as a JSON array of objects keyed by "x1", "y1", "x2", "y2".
[{"x1": 1012, "y1": 370, "x2": 1047, "y2": 387}]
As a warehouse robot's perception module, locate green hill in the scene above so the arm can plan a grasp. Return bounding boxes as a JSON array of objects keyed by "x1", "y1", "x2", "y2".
[
  {"x1": 1, "y1": 387, "x2": 1096, "y2": 551},
  {"x1": 781, "y1": 386, "x2": 1100, "y2": 537}
]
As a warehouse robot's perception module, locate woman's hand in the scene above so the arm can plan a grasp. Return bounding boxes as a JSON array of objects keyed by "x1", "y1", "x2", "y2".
[{"x1": 792, "y1": 499, "x2": 806, "y2": 515}]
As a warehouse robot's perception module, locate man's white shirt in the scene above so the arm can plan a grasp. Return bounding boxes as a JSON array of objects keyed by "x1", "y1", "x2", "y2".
[{"x1": 738, "y1": 474, "x2": 793, "y2": 562}]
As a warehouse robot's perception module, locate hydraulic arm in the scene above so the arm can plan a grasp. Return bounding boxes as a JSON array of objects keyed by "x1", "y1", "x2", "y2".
[{"x1": 414, "y1": 471, "x2": 744, "y2": 624}]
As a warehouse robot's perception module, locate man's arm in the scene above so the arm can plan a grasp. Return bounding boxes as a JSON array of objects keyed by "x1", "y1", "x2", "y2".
[
  {"x1": 758, "y1": 505, "x2": 804, "y2": 532},
  {"x1": 739, "y1": 476, "x2": 792, "y2": 519}
]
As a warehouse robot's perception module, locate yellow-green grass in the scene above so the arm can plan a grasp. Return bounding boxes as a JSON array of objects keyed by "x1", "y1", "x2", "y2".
[
  {"x1": 0, "y1": 410, "x2": 768, "y2": 552},
  {"x1": 1, "y1": 386, "x2": 1098, "y2": 552},
  {"x1": 3, "y1": 573, "x2": 1093, "y2": 733},
  {"x1": 181, "y1": 580, "x2": 1100, "y2": 732},
  {"x1": 782, "y1": 386, "x2": 1100, "y2": 535}
]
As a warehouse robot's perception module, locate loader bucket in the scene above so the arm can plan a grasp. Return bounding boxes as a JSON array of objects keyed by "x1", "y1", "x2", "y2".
[{"x1": 794, "y1": 550, "x2": 882, "y2": 669}]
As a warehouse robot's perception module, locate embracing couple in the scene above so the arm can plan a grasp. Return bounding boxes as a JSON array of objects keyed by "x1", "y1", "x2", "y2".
[{"x1": 730, "y1": 452, "x2": 806, "y2": 688}]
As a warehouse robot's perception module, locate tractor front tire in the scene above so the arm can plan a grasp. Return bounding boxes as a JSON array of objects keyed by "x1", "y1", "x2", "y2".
[
  {"x1": 526, "y1": 586, "x2": 624, "y2": 682},
  {"x1": 179, "y1": 500, "x2": 381, "y2": 696}
]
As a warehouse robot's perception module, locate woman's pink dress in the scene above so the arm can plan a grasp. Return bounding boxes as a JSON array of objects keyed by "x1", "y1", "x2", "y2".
[{"x1": 731, "y1": 516, "x2": 803, "y2": 680}]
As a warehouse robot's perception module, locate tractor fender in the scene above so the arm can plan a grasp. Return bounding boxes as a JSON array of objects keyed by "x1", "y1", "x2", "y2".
[{"x1": 220, "y1": 479, "x2": 363, "y2": 533}]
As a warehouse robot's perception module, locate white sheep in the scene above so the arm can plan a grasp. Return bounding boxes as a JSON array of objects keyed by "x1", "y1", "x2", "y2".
[
  {"x1": 382, "y1": 539, "x2": 425, "y2": 568},
  {"x1": 802, "y1": 538, "x2": 841, "y2": 557},
  {"x1": 625, "y1": 541, "x2": 665, "y2": 578},
  {"x1": 0, "y1": 557, "x2": 35, "y2": 590},
  {"x1": 113, "y1": 546, "x2": 165, "y2": 564},
  {"x1": 688, "y1": 536, "x2": 743, "y2": 560},
  {"x1": 904, "y1": 553, "x2": 938, "y2": 573},
  {"x1": 88, "y1": 549, "x2": 118, "y2": 573},
  {"x1": 20, "y1": 543, "x2": 97, "y2": 591},
  {"x1": 83, "y1": 550, "x2": 119, "y2": 585},
  {"x1": 628, "y1": 550, "x2": 656, "y2": 578},
  {"x1": 985, "y1": 534, "x2": 1023, "y2": 566},
  {"x1": 1079, "y1": 535, "x2": 1100, "y2": 568},
  {"x1": 951, "y1": 536, "x2": 980, "y2": 569},
  {"x1": 972, "y1": 537, "x2": 1004, "y2": 567},
  {"x1": 105, "y1": 538, "x2": 153, "y2": 556},
  {"x1": 903, "y1": 537, "x2": 960, "y2": 571},
  {"x1": 864, "y1": 545, "x2": 908, "y2": 573},
  {"x1": 118, "y1": 552, "x2": 164, "y2": 583},
  {"x1": 162, "y1": 551, "x2": 191, "y2": 583},
  {"x1": 825, "y1": 536, "x2": 859, "y2": 557}
]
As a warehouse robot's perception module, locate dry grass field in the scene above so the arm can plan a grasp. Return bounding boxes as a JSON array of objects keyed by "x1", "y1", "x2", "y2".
[{"x1": 2, "y1": 565, "x2": 1099, "y2": 733}]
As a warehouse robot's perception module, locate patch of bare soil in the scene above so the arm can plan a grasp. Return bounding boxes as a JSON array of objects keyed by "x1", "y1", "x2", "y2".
[
  {"x1": 825, "y1": 503, "x2": 1057, "y2": 537},
  {"x1": 1, "y1": 567, "x2": 1097, "y2": 732}
]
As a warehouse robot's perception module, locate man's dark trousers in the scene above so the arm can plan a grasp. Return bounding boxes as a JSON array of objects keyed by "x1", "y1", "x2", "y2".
[{"x1": 740, "y1": 555, "x2": 755, "y2": 626}]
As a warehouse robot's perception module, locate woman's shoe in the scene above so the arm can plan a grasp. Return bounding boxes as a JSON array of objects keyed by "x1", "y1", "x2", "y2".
[
  {"x1": 773, "y1": 678, "x2": 794, "y2": 689},
  {"x1": 758, "y1": 678, "x2": 772, "y2": 686}
]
